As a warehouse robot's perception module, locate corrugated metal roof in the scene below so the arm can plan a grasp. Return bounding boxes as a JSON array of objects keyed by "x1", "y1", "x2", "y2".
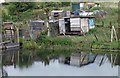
[
  {"x1": 49, "y1": 20, "x2": 58, "y2": 23},
  {"x1": 51, "y1": 10, "x2": 64, "y2": 13},
  {"x1": 70, "y1": 16, "x2": 95, "y2": 18}
]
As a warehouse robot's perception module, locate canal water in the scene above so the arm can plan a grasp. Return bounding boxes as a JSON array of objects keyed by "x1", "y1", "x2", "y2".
[{"x1": 0, "y1": 48, "x2": 119, "y2": 76}]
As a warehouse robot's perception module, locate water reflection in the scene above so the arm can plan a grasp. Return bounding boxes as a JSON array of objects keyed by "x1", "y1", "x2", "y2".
[
  {"x1": 2, "y1": 49, "x2": 33, "y2": 69},
  {"x1": 0, "y1": 50, "x2": 8, "y2": 78},
  {"x1": 1, "y1": 48, "x2": 120, "y2": 76},
  {"x1": 59, "y1": 52, "x2": 97, "y2": 67}
]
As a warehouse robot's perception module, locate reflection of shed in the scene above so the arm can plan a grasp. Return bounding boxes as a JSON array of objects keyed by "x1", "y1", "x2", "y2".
[
  {"x1": 70, "y1": 52, "x2": 95, "y2": 66},
  {"x1": 29, "y1": 20, "x2": 46, "y2": 39},
  {"x1": 70, "y1": 53, "x2": 81, "y2": 66},
  {"x1": 59, "y1": 16, "x2": 95, "y2": 35},
  {"x1": 59, "y1": 52, "x2": 96, "y2": 67}
]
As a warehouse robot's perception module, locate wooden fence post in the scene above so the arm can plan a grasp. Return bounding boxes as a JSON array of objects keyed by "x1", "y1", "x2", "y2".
[{"x1": 118, "y1": 27, "x2": 120, "y2": 40}]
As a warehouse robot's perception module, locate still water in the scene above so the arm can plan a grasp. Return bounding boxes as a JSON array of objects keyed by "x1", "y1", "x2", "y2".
[{"x1": 1, "y1": 48, "x2": 119, "y2": 76}]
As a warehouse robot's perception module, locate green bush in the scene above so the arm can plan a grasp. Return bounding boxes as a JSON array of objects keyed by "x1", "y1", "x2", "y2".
[
  {"x1": 36, "y1": 35, "x2": 51, "y2": 45},
  {"x1": 20, "y1": 38, "x2": 38, "y2": 49},
  {"x1": 89, "y1": 7, "x2": 102, "y2": 12},
  {"x1": 36, "y1": 33, "x2": 72, "y2": 46},
  {"x1": 110, "y1": 41, "x2": 119, "y2": 49},
  {"x1": 89, "y1": 28, "x2": 97, "y2": 34},
  {"x1": 51, "y1": 37, "x2": 72, "y2": 45}
]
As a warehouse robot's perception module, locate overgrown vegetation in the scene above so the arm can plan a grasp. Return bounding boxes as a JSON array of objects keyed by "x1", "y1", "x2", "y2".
[
  {"x1": 2, "y1": 2, "x2": 70, "y2": 22},
  {"x1": 1, "y1": 2, "x2": 120, "y2": 51},
  {"x1": 20, "y1": 31, "x2": 120, "y2": 51}
]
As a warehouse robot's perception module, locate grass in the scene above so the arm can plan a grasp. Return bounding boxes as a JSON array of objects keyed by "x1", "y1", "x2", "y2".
[
  {"x1": 95, "y1": 2, "x2": 118, "y2": 27},
  {"x1": 20, "y1": 33, "x2": 120, "y2": 51}
]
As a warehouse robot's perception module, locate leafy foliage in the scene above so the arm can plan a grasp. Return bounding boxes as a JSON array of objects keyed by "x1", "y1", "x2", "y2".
[{"x1": 7, "y1": 2, "x2": 35, "y2": 15}]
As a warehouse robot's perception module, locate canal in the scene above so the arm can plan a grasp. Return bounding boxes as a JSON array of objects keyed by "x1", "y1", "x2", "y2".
[{"x1": 0, "y1": 48, "x2": 119, "y2": 76}]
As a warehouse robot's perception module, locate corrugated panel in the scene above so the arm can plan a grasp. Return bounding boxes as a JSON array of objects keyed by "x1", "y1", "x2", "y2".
[
  {"x1": 71, "y1": 27, "x2": 80, "y2": 31},
  {"x1": 70, "y1": 18, "x2": 80, "y2": 31},
  {"x1": 70, "y1": 18, "x2": 80, "y2": 27}
]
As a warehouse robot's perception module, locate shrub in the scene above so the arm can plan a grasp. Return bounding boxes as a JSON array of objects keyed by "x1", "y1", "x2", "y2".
[
  {"x1": 51, "y1": 37, "x2": 72, "y2": 45},
  {"x1": 20, "y1": 38, "x2": 38, "y2": 49},
  {"x1": 89, "y1": 7, "x2": 102, "y2": 12},
  {"x1": 89, "y1": 28, "x2": 97, "y2": 34}
]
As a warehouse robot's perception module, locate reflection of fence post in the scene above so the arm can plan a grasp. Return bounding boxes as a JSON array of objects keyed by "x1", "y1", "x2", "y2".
[{"x1": 0, "y1": 50, "x2": 2, "y2": 78}]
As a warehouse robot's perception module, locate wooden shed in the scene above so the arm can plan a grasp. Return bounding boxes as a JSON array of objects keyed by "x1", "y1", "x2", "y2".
[
  {"x1": 3, "y1": 22, "x2": 18, "y2": 43},
  {"x1": 59, "y1": 52, "x2": 96, "y2": 67},
  {"x1": 29, "y1": 20, "x2": 46, "y2": 39},
  {"x1": 51, "y1": 10, "x2": 65, "y2": 19},
  {"x1": 58, "y1": 16, "x2": 95, "y2": 35},
  {"x1": 29, "y1": 20, "x2": 45, "y2": 31}
]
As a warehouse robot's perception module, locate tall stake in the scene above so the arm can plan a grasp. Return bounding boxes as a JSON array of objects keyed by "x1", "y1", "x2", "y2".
[{"x1": 111, "y1": 26, "x2": 118, "y2": 42}]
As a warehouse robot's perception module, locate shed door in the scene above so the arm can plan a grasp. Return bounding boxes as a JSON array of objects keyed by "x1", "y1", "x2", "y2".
[
  {"x1": 64, "y1": 18, "x2": 70, "y2": 32},
  {"x1": 59, "y1": 19, "x2": 65, "y2": 34},
  {"x1": 81, "y1": 18, "x2": 89, "y2": 33}
]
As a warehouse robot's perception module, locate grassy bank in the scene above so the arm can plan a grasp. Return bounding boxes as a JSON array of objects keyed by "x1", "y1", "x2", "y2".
[{"x1": 20, "y1": 33, "x2": 120, "y2": 51}]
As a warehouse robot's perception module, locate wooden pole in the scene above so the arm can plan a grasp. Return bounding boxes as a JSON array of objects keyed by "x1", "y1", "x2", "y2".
[
  {"x1": 111, "y1": 26, "x2": 113, "y2": 42},
  {"x1": 111, "y1": 26, "x2": 118, "y2": 42},
  {"x1": 118, "y1": 27, "x2": 120, "y2": 40},
  {"x1": 113, "y1": 26, "x2": 118, "y2": 41}
]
